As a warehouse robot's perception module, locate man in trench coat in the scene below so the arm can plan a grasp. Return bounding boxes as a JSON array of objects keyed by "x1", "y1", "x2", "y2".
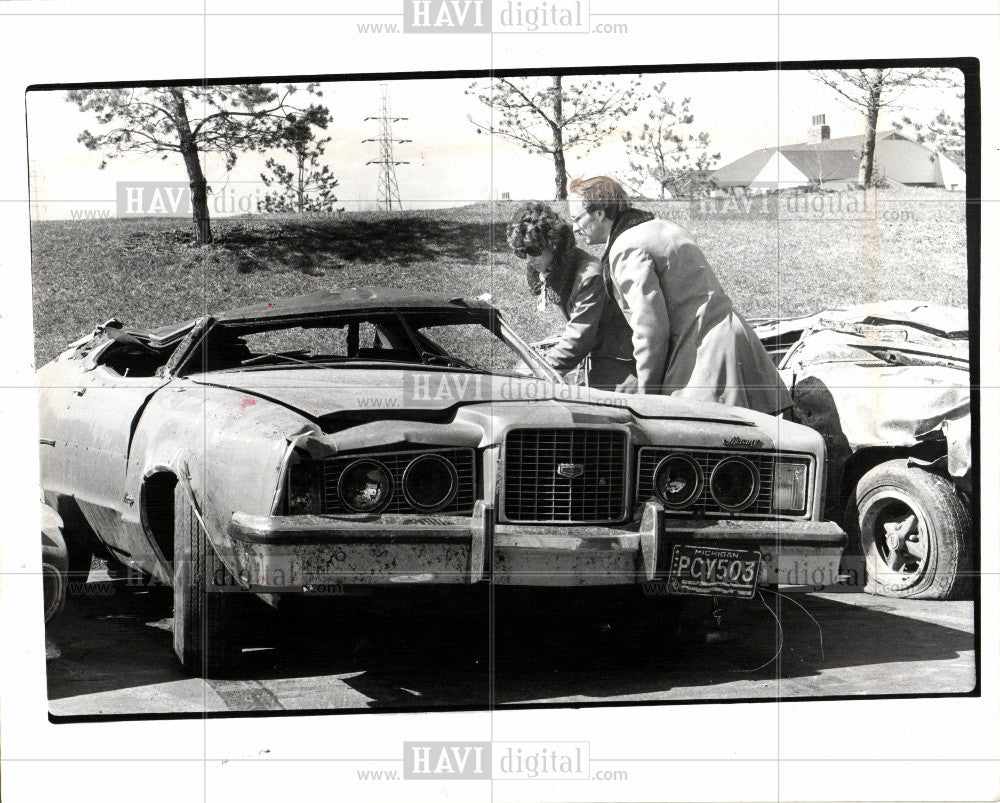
[{"x1": 567, "y1": 176, "x2": 792, "y2": 416}]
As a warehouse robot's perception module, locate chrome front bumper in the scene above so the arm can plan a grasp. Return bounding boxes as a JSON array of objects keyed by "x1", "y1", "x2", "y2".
[{"x1": 226, "y1": 501, "x2": 847, "y2": 593}]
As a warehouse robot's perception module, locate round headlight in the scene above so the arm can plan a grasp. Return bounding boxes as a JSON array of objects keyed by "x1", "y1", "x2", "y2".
[
  {"x1": 709, "y1": 456, "x2": 760, "y2": 511},
  {"x1": 338, "y1": 459, "x2": 392, "y2": 513},
  {"x1": 402, "y1": 454, "x2": 458, "y2": 512},
  {"x1": 653, "y1": 454, "x2": 703, "y2": 508}
]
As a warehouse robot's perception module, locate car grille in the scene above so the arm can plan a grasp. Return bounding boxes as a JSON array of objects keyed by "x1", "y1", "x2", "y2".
[
  {"x1": 637, "y1": 447, "x2": 779, "y2": 517},
  {"x1": 502, "y1": 428, "x2": 629, "y2": 523},
  {"x1": 321, "y1": 448, "x2": 476, "y2": 515}
]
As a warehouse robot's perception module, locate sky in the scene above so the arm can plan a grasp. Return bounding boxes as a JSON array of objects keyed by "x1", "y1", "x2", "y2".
[{"x1": 25, "y1": 68, "x2": 964, "y2": 219}]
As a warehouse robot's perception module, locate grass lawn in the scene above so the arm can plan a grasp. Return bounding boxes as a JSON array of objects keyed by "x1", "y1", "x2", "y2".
[{"x1": 30, "y1": 188, "x2": 968, "y2": 366}]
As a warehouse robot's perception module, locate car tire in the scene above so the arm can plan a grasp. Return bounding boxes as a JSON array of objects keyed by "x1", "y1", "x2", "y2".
[
  {"x1": 172, "y1": 486, "x2": 242, "y2": 677},
  {"x1": 42, "y1": 526, "x2": 69, "y2": 622},
  {"x1": 848, "y1": 460, "x2": 972, "y2": 600}
]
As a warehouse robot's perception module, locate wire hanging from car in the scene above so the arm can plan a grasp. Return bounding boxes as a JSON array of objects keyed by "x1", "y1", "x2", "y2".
[
  {"x1": 736, "y1": 592, "x2": 783, "y2": 673},
  {"x1": 759, "y1": 586, "x2": 825, "y2": 660}
]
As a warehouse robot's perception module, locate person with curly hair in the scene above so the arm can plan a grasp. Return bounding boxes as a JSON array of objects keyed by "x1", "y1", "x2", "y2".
[
  {"x1": 507, "y1": 202, "x2": 635, "y2": 391},
  {"x1": 567, "y1": 176, "x2": 792, "y2": 415}
]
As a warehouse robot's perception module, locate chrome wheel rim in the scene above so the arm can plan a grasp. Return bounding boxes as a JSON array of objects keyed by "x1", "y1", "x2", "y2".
[{"x1": 860, "y1": 490, "x2": 930, "y2": 591}]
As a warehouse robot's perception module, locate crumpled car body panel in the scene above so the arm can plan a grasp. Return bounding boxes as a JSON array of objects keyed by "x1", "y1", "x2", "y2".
[{"x1": 754, "y1": 301, "x2": 971, "y2": 495}]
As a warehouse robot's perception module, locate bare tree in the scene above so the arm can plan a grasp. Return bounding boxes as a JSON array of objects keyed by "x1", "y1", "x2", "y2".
[
  {"x1": 67, "y1": 84, "x2": 329, "y2": 244},
  {"x1": 809, "y1": 68, "x2": 947, "y2": 188},
  {"x1": 622, "y1": 87, "x2": 720, "y2": 198},
  {"x1": 467, "y1": 75, "x2": 639, "y2": 199}
]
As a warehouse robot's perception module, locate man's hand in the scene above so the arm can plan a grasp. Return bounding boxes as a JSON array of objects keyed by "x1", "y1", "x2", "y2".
[{"x1": 614, "y1": 375, "x2": 639, "y2": 394}]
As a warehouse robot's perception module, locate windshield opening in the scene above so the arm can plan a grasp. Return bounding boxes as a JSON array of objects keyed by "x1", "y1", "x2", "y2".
[{"x1": 177, "y1": 310, "x2": 537, "y2": 378}]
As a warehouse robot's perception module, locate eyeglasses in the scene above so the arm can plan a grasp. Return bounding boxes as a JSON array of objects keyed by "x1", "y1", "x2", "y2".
[
  {"x1": 514, "y1": 245, "x2": 544, "y2": 259},
  {"x1": 571, "y1": 208, "x2": 592, "y2": 226}
]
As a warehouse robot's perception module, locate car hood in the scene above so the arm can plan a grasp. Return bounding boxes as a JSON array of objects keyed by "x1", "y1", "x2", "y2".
[
  {"x1": 183, "y1": 367, "x2": 821, "y2": 473},
  {"x1": 190, "y1": 368, "x2": 760, "y2": 426}
]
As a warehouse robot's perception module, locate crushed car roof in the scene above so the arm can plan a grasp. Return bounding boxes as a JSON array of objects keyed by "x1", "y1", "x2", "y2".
[
  {"x1": 142, "y1": 288, "x2": 494, "y2": 340},
  {"x1": 814, "y1": 301, "x2": 968, "y2": 338},
  {"x1": 753, "y1": 301, "x2": 968, "y2": 343},
  {"x1": 216, "y1": 288, "x2": 494, "y2": 322}
]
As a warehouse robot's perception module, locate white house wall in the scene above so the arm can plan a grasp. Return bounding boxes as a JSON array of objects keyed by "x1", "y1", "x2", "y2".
[{"x1": 936, "y1": 153, "x2": 966, "y2": 191}]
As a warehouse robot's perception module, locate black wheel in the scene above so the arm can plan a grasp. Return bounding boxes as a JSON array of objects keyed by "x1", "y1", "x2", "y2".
[
  {"x1": 41, "y1": 524, "x2": 69, "y2": 622},
  {"x1": 172, "y1": 486, "x2": 242, "y2": 677},
  {"x1": 848, "y1": 460, "x2": 972, "y2": 600}
]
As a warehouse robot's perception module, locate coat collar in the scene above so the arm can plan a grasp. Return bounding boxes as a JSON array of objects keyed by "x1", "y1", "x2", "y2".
[
  {"x1": 601, "y1": 207, "x2": 656, "y2": 267},
  {"x1": 601, "y1": 207, "x2": 656, "y2": 301}
]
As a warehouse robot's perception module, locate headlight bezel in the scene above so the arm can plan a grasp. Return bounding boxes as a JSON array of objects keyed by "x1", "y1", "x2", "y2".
[{"x1": 638, "y1": 446, "x2": 815, "y2": 519}]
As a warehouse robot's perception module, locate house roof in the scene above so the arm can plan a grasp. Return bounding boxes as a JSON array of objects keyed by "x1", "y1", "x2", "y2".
[
  {"x1": 780, "y1": 148, "x2": 860, "y2": 181},
  {"x1": 781, "y1": 130, "x2": 902, "y2": 152},
  {"x1": 711, "y1": 131, "x2": 920, "y2": 187},
  {"x1": 865, "y1": 138, "x2": 943, "y2": 184},
  {"x1": 711, "y1": 147, "x2": 780, "y2": 187}
]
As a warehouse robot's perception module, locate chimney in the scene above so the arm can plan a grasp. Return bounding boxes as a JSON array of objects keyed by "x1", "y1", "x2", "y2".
[{"x1": 808, "y1": 113, "x2": 831, "y2": 144}]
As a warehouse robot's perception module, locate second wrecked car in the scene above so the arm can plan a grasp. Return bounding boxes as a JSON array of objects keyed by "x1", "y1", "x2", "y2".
[{"x1": 755, "y1": 301, "x2": 973, "y2": 600}]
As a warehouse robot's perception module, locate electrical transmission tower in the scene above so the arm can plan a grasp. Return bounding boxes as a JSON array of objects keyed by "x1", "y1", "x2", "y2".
[
  {"x1": 363, "y1": 84, "x2": 411, "y2": 211},
  {"x1": 28, "y1": 159, "x2": 47, "y2": 220}
]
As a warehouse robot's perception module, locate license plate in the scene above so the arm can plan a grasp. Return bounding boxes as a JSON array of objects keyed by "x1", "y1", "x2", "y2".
[{"x1": 665, "y1": 545, "x2": 761, "y2": 598}]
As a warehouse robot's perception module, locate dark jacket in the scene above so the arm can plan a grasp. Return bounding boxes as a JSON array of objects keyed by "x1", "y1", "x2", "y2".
[{"x1": 545, "y1": 247, "x2": 636, "y2": 391}]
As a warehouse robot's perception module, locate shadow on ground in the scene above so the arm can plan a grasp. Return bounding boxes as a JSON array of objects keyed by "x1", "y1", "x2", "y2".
[
  {"x1": 213, "y1": 215, "x2": 509, "y2": 275},
  {"x1": 46, "y1": 578, "x2": 976, "y2": 715}
]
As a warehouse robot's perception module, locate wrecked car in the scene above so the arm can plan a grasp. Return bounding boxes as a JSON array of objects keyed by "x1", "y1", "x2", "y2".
[
  {"x1": 754, "y1": 301, "x2": 973, "y2": 600},
  {"x1": 38, "y1": 289, "x2": 846, "y2": 675}
]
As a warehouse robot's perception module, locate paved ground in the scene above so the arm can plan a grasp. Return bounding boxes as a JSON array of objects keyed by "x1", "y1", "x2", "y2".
[{"x1": 45, "y1": 568, "x2": 977, "y2": 717}]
